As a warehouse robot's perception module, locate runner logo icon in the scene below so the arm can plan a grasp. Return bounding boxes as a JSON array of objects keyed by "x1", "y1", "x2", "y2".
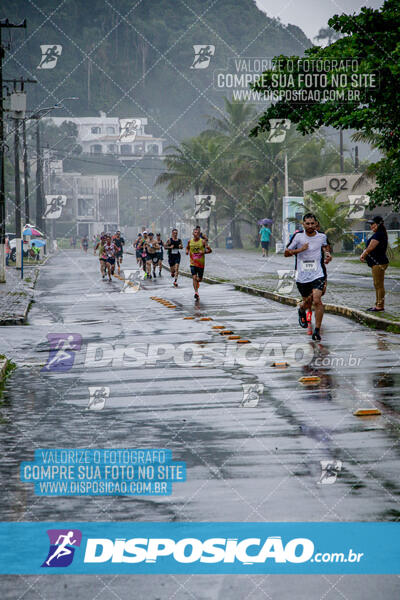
[
  {"x1": 42, "y1": 529, "x2": 82, "y2": 567},
  {"x1": 190, "y1": 45, "x2": 215, "y2": 69},
  {"x1": 41, "y1": 333, "x2": 82, "y2": 373}
]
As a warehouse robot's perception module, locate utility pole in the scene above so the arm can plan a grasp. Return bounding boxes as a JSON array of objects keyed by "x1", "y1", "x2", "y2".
[
  {"x1": 35, "y1": 118, "x2": 44, "y2": 232},
  {"x1": 0, "y1": 18, "x2": 26, "y2": 283},
  {"x1": 4, "y1": 78, "x2": 36, "y2": 228},
  {"x1": 13, "y1": 117, "x2": 21, "y2": 266},
  {"x1": 339, "y1": 128, "x2": 344, "y2": 173},
  {"x1": 284, "y1": 152, "x2": 289, "y2": 197},
  {"x1": 22, "y1": 119, "x2": 29, "y2": 222},
  {"x1": 8, "y1": 78, "x2": 35, "y2": 267}
]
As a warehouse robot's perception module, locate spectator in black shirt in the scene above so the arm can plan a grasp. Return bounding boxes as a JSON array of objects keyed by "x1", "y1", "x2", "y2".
[{"x1": 360, "y1": 216, "x2": 389, "y2": 312}]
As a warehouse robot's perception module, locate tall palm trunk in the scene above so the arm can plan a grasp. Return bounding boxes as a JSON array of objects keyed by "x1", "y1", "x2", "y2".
[
  {"x1": 213, "y1": 210, "x2": 218, "y2": 247},
  {"x1": 231, "y1": 215, "x2": 243, "y2": 248}
]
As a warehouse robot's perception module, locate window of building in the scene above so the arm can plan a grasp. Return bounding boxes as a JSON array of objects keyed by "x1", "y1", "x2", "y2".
[
  {"x1": 78, "y1": 198, "x2": 95, "y2": 217},
  {"x1": 90, "y1": 144, "x2": 102, "y2": 154},
  {"x1": 120, "y1": 144, "x2": 132, "y2": 155},
  {"x1": 91, "y1": 127, "x2": 101, "y2": 134},
  {"x1": 146, "y1": 144, "x2": 159, "y2": 155},
  {"x1": 106, "y1": 126, "x2": 115, "y2": 134},
  {"x1": 134, "y1": 144, "x2": 144, "y2": 154},
  {"x1": 107, "y1": 144, "x2": 116, "y2": 153}
]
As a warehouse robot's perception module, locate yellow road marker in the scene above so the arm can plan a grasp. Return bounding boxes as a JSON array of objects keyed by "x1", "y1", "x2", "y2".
[
  {"x1": 298, "y1": 376, "x2": 321, "y2": 384},
  {"x1": 272, "y1": 362, "x2": 289, "y2": 368},
  {"x1": 199, "y1": 317, "x2": 213, "y2": 321},
  {"x1": 220, "y1": 330, "x2": 233, "y2": 335},
  {"x1": 183, "y1": 317, "x2": 195, "y2": 320},
  {"x1": 228, "y1": 335, "x2": 241, "y2": 340},
  {"x1": 353, "y1": 408, "x2": 382, "y2": 417},
  {"x1": 237, "y1": 339, "x2": 250, "y2": 344},
  {"x1": 212, "y1": 325, "x2": 225, "y2": 329}
]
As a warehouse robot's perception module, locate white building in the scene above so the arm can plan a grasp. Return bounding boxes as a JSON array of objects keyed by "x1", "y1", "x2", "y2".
[
  {"x1": 49, "y1": 163, "x2": 119, "y2": 237},
  {"x1": 51, "y1": 112, "x2": 164, "y2": 159}
]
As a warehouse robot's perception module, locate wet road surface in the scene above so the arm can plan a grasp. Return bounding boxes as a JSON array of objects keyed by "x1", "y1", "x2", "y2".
[{"x1": 1, "y1": 251, "x2": 399, "y2": 598}]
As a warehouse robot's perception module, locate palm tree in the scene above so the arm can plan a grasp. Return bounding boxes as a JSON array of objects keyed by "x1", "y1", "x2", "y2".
[
  {"x1": 204, "y1": 98, "x2": 259, "y2": 247},
  {"x1": 206, "y1": 97, "x2": 256, "y2": 142},
  {"x1": 350, "y1": 130, "x2": 380, "y2": 193},
  {"x1": 156, "y1": 134, "x2": 228, "y2": 239},
  {"x1": 291, "y1": 192, "x2": 357, "y2": 246}
]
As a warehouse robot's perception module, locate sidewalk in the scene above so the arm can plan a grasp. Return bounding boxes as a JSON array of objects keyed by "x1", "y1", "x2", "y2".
[
  {"x1": 201, "y1": 248, "x2": 400, "y2": 321},
  {"x1": 0, "y1": 265, "x2": 39, "y2": 325}
]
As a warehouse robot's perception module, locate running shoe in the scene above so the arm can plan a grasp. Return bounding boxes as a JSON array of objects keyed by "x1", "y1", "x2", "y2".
[
  {"x1": 312, "y1": 328, "x2": 321, "y2": 341},
  {"x1": 306, "y1": 310, "x2": 312, "y2": 335},
  {"x1": 173, "y1": 281, "x2": 178, "y2": 287},
  {"x1": 194, "y1": 293, "x2": 199, "y2": 300},
  {"x1": 153, "y1": 272, "x2": 157, "y2": 278},
  {"x1": 298, "y1": 307, "x2": 307, "y2": 328}
]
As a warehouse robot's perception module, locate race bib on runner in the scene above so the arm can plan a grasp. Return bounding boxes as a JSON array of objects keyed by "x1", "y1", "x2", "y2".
[
  {"x1": 302, "y1": 260, "x2": 317, "y2": 271},
  {"x1": 171, "y1": 249, "x2": 179, "y2": 254}
]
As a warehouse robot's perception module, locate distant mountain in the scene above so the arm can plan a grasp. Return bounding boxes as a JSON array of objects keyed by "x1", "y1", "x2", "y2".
[{"x1": 4, "y1": 0, "x2": 311, "y2": 141}]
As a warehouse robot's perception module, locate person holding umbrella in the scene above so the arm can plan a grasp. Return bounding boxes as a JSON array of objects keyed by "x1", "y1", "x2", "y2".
[
  {"x1": 360, "y1": 216, "x2": 389, "y2": 312},
  {"x1": 258, "y1": 219, "x2": 272, "y2": 257}
]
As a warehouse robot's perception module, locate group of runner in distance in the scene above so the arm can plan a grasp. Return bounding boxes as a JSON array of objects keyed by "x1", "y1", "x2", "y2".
[
  {"x1": 94, "y1": 225, "x2": 212, "y2": 301},
  {"x1": 93, "y1": 214, "x2": 330, "y2": 339}
]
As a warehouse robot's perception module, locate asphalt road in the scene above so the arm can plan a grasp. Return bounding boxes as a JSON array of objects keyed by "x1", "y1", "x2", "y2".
[{"x1": 1, "y1": 250, "x2": 399, "y2": 598}]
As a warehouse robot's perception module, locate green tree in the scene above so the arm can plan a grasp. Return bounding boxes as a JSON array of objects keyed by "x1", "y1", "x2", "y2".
[
  {"x1": 251, "y1": 0, "x2": 400, "y2": 210},
  {"x1": 156, "y1": 135, "x2": 229, "y2": 239}
]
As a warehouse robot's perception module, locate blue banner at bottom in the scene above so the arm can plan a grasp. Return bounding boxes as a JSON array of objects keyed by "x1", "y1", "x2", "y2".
[{"x1": 0, "y1": 522, "x2": 398, "y2": 574}]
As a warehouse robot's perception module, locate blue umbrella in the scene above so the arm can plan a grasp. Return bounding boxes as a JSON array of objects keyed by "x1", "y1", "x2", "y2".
[
  {"x1": 258, "y1": 218, "x2": 273, "y2": 226},
  {"x1": 30, "y1": 239, "x2": 46, "y2": 247}
]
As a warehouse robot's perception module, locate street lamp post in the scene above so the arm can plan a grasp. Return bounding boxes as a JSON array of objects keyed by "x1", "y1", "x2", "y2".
[{"x1": 28, "y1": 97, "x2": 79, "y2": 238}]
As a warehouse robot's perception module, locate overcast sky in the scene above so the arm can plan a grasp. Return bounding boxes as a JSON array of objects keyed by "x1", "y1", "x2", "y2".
[{"x1": 255, "y1": 0, "x2": 385, "y2": 41}]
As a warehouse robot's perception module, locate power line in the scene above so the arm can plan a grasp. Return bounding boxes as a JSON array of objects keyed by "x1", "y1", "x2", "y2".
[{"x1": 24, "y1": 144, "x2": 166, "y2": 171}]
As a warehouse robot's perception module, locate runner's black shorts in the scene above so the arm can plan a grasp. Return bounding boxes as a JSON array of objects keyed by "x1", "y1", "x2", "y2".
[
  {"x1": 261, "y1": 241, "x2": 269, "y2": 249},
  {"x1": 106, "y1": 257, "x2": 115, "y2": 265},
  {"x1": 168, "y1": 254, "x2": 181, "y2": 266},
  {"x1": 116, "y1": 251, "x2": 123, "y2": 259},
  {"x1": 190, "y1": 266, "x2": 204, "y2": 280},
  {"x1": 156, "y1": 251, "x2": 163, "y2": 261},
  {"x1": 151, "y1": 255, "x2": 159, "y2": 265},
  {"x1": 296, "y1": 277, "x2": 326, "y2": 298}
]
